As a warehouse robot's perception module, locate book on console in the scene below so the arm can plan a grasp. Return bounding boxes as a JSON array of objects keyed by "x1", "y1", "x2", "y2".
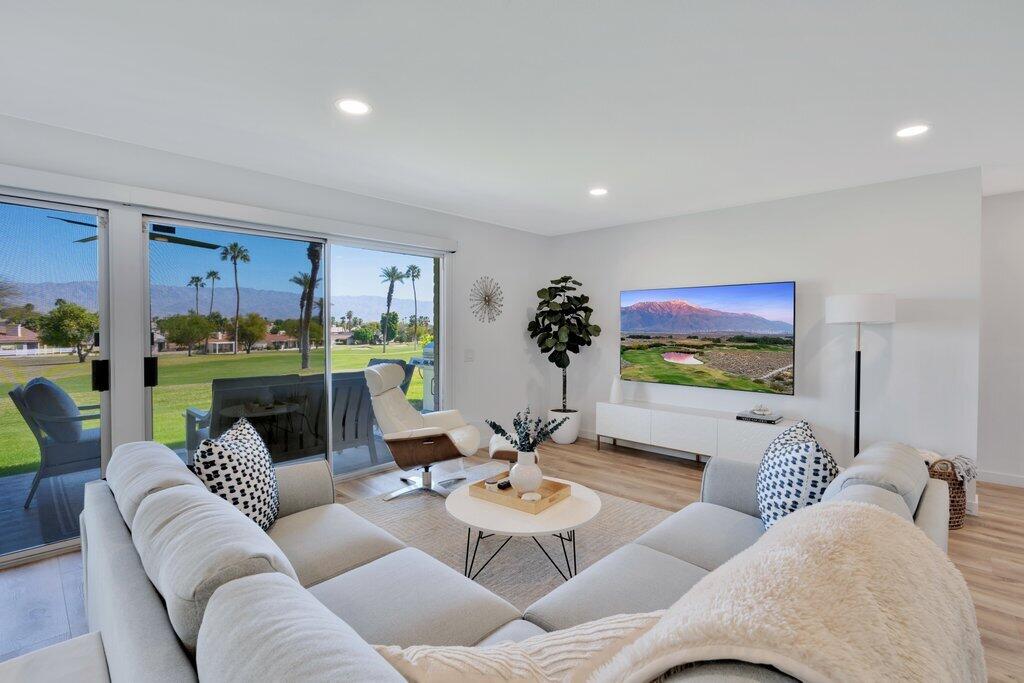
[{"x1": 735, "y1": 411, "x2": 783, "y2": 424}]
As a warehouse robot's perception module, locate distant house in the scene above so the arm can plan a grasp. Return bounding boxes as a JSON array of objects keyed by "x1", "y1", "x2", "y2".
[
  {"x1": 204, "y1": 331, "x2": 235, "y2": 354},
  {"x1": 262, "y1": 331, "x2": 298, "y2": 350},
  {"x1": 331, "y1": 328, "x2": 354, "y2": 346},
  {"x1": 0, "y1": 323, "x2": 39, "y2": 351}
]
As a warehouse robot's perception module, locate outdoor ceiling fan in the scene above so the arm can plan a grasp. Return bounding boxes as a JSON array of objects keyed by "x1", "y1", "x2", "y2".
[{"x1": 49, "y1": 216, "x2": 221, "y2": 249}]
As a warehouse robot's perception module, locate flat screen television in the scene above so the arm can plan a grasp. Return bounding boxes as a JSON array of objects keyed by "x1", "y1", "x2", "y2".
[{"x1": 620, "y1": 281, "x2": 795, "y2": 395}]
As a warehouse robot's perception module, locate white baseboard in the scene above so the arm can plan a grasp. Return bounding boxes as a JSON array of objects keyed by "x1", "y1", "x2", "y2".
[{"x1": 977, "y1": 469, "x2": 1024, "y2": 487}]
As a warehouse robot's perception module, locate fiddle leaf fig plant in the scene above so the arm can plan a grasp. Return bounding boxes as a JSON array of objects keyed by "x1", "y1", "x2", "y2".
[{"x1": 527, "y1": 275, "x2": 601, "y2": 411}]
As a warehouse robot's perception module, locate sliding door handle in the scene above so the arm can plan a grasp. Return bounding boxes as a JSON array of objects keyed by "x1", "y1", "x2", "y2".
[
  {"x1": 144, "y1": 356, "x2": 159, "y2": 387},
  {"x1": 91, "y1": 359, "x2": 110, "y2": 392}
]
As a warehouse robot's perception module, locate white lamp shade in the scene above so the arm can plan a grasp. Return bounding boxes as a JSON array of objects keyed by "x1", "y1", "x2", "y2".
[{"x1": 825, "y1": 294, "x2": 895, "y2": 325}]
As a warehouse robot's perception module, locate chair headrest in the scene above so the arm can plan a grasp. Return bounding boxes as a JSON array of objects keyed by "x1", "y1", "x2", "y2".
[{"x1": 365, "y1": 364, "x2": 405, "y2": 396}]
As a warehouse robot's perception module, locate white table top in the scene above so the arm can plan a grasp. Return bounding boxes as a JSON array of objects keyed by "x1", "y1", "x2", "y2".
[{"x1": 445, "y1": 477, "x2": 602, "y2": 536}]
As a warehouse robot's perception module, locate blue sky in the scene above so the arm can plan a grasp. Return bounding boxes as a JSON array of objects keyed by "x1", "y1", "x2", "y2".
[
  {"x1": 620, "y1": 282, "x2": 794, "y2": 324},
  {"x1": 0, "y1": 202, "x2": 434, "y2": 301}
]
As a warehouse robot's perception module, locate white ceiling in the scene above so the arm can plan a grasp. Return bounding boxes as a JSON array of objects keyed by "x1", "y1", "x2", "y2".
[{"x1": 2, "y1": 1, "x2": 1023, "y2": 235}]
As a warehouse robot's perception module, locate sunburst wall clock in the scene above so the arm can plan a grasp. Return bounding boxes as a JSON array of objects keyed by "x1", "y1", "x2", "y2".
[{"x1": 470, "y1": 276, "x2": 504, "y2": 323}]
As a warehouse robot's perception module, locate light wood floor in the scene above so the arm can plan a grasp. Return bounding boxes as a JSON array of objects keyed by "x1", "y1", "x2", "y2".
[
  {"x1": 340, "y1": 439, "x2": 1024, "y2": 681},
  {"x1": 1, "y1": 439, "x2": 1021, "y2": 679}
]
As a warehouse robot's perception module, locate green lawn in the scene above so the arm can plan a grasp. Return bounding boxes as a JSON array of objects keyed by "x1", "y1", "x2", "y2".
[
  {"x1": 0, "y1": 344, "x2": 425, "y2": 476},
  {"x1": 620, "y1": 345, "x2": 781, "y2": 393}
]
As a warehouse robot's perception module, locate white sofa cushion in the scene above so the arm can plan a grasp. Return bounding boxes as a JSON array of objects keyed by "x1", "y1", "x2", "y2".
[
  {"x1": 309, "y1": 547, "x2": 520, "y2": 647},
  {"x1": 634, "y1": 502, "x2": 764, "y2": 571},
  {"x1": 524, "y1": 544, "x2": 707, "y2": 632},
  {"x1": 823, "y1": 441, "x2": 930, "y2": 513},
  {"x1": 0, "y1": 632, "x2": 109, "y2": 683},
  {"x1": 198, "y1": 572, "x2": 403, "y2": 683},
  {"x1": 132, "y1": 485, "x2": 298, "y2": 651},
  {"x1": 268, "y1": 503, "x2": 405, "y2": 587},
  {"x1": 104, "y1": 440, "x2": 204, "y2": 528}
]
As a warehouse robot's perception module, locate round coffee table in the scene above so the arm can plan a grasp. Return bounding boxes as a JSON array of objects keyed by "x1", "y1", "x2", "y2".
[{"x1": 445, "y1": 477, "x2": 601, "y2": 581}]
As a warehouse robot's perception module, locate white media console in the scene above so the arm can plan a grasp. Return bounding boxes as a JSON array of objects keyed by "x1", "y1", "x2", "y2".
[{"x1": 596, "y1": 400, "x2": 796, "y2": 464}]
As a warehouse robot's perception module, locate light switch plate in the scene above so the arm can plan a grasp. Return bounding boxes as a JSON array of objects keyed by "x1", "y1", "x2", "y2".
[{"x1": 464, "y1": 348, "x2": 475, "y2": 362}]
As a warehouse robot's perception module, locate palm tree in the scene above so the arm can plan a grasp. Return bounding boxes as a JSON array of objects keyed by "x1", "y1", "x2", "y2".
[
  {"x1": 345, "y1": 310, "x2": 354, "y2": 330},
  {"x1": 288, "y1": 243, "x2": 322, "y2": 369},
  {"x1": 219, "y1": 242, "x2": 251, "y2": 354},
  {"x1": 405, "y1": 264, "x2": 421, "y2": 347},
  {"x1": 205, "y1": 270, "x2": 221, "y2": 315},
  {"x1": 187, "y1": 275, "x2": 205, "y2": 314},
  {"x1": 379, "y1": 266, "x2": 405, "y2": 352}
]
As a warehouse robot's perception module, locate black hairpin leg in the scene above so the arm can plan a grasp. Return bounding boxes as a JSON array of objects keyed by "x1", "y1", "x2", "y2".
[
  {"x1": 464, "y1": 529, "x2": 511, "y2": 580},
  {"x1": 462, "y1": 528, "x2": 580, "y2": 582}
]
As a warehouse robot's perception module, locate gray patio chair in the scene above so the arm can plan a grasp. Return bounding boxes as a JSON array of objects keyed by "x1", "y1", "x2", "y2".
[
  {"x1": 184, "y1": 374, "x2": 300, "y2": 459},
  {"x1": 367, "y1": 358, "x2": 414, "y2": 394},
  {"x1": 330, "y1": 370, "x2": 379, "y2": 463},
  {"x1": 9, "y1": 378, "x2": 101, "y2": 508}
]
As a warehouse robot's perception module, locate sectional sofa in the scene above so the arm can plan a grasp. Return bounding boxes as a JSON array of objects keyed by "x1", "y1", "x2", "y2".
[{"x1": 2, "y1": 440, "x2": 948, "y2": 681}]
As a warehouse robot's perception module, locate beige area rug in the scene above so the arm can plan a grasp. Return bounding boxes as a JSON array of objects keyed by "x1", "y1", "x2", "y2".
[{"x1": 346, "y1": 490, "x2": 672, "y2": 610}]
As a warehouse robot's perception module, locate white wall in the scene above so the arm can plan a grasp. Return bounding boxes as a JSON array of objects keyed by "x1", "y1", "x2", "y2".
[
  {"x1": 548, "y1": 170, "x2": 982, "y2": 466},
  {"x1": 978, "y1": 191, "x2": 1024, "y2": 486},
  {"x1": 0, "y1": 116, "x2": 551, "y2": 445}
]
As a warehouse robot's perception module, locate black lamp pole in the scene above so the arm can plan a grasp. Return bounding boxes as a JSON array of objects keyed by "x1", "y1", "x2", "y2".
[{"x1": 854, "y1": 322, "x2": 861, "y2": 457}]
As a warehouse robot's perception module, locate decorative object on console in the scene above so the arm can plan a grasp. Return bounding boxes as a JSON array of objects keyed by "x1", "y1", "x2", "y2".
[
  {"x1": 470, "y1": 275, "x2": 504, "y2": 322},
  {"x1": 609, "y1": 374, "x2": 624, "y2": 404},
  {"x1": 193, "y1": 417, "x2": 279, "y2": 530},
  {"x1": 486, "y1": 408, "x2": 568, "y2": 496},
  {"x1": 756, "y1": 420, "x2": 838, "y2": 529},
  {"x1": 825, "y1": 293, "x2": 895, "y2": 457},
  {"x1": 736, "y1": 408, "x2": 783, "y2": 424},
  {"x1": 527, "y1": 275, "x2": 601, "y2": 444}
]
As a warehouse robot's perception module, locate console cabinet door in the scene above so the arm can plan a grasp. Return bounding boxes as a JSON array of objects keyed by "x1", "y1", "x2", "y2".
[
  {"x1": 651, "y1": 411, "x2": 717, "y2": 457},
  {"x1": 596, "y1": 403, "x2": 652, "y2": 444},
  {"x1": 718, "y1": 420, "x2": 793, "y2": 463}
]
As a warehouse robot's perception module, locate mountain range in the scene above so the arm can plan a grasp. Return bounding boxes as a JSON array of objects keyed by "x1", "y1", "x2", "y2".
[
  {"x1": 621, "y1": 300, "x2": 792, "y2": 335},
  {"x1": 2, "y1": 281, "x2": 432, "y2": 323}
]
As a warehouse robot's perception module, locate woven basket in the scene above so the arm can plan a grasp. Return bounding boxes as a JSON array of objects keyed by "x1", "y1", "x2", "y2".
[{"x1": 929, "y1": 459, "x2": 966, "y2": 530}]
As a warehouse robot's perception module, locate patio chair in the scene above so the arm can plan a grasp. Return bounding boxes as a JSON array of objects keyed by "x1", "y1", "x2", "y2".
[
  {"x1": 184, "y1": 374, "x2": 300, "y2": 459},
  {"x1": 9, "y1": 378, "x2": 101, "y2": 508},
  {"x1": 367, "y1": 358, "x2": 414, "y2": 394},
  {"x1": 330, "y1": 370, "x2": 379, "y2": 463}
]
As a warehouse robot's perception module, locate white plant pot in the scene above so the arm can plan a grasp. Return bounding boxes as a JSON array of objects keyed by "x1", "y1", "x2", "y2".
[
  {"x1": 549, "y1": 409, "x2": 580, "y2": 444},
  {"x1": 510, "y1": 451, "x2": 543, "y2": 494}
]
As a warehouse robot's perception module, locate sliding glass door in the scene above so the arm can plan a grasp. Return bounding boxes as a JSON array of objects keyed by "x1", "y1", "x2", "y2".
[
  {"x1": 0, "y1": 196, "x2": 108, "y2": 561},
  {"x1": 145, "y1": 218, "x2": 327, "y2": 464},
  {"x1": 328, "y1": 244, "x2": 442, "y2": 476}
]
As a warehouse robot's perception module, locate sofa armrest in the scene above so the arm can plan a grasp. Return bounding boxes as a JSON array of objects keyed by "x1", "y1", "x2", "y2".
[
  {"x1": 913, "y1": 478, "x2": 949, "y2": 551},
  {"x1": 700, "y1": 457, "x2": 762, "y2": 518},
  {"x1": 422, "y1": 410, "x2": 466, "y2": 432},
  {"x1": 275, "y1": 459, "x2": 335, "y2": 518}
]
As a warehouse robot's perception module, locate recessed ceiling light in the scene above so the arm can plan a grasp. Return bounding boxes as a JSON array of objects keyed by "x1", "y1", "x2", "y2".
[
  {"x1": 588, "y1": 187, "x2": 608, "y2": 197},
  {"x1": 335, "y1": 99, "x2": 371, "y2": 115},
  {"x1": 895, "y1": 124, "x2": 930, "y2": 138}
]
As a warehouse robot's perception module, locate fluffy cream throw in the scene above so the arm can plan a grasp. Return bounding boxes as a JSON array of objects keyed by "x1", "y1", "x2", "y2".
[{"x1": 591, "y1": 501, "x2": 985, "y2": 683}]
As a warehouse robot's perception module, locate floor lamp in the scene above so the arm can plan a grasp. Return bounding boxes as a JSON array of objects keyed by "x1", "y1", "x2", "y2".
[{"x1": 825, "y1": 294, "x2": 895, "y2": 457}]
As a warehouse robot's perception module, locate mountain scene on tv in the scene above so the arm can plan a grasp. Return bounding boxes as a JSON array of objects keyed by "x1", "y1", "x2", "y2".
[{"x1": 620, "y1": 282, "x2": 795, "y2": 395}]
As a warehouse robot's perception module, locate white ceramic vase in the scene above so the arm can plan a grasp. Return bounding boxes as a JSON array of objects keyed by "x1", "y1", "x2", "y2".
[
  {"x1": 510, "y1": 451, "x2": 543, "y2": 494},
  {"x1": 549, "y1": 409, "x2": 580, "y2": 444}
]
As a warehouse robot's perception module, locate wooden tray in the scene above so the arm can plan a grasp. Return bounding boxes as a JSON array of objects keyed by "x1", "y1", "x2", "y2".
[{"x1": 467, "y1": 477, "x2": 571, "y2": 514}]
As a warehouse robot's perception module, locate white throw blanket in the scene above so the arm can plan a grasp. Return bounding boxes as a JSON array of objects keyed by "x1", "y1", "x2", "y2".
[{"x1": 591, "y1": 501, "x2": 985, "y2": 683}]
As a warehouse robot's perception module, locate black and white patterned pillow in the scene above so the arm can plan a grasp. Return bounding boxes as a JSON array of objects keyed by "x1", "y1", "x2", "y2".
[
  {"x1": 194, "y1": 418, "x2": 279, "y2": 530},
  {"x1": 756, "y1": 421, "x2": 838, "y2": 530}
]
